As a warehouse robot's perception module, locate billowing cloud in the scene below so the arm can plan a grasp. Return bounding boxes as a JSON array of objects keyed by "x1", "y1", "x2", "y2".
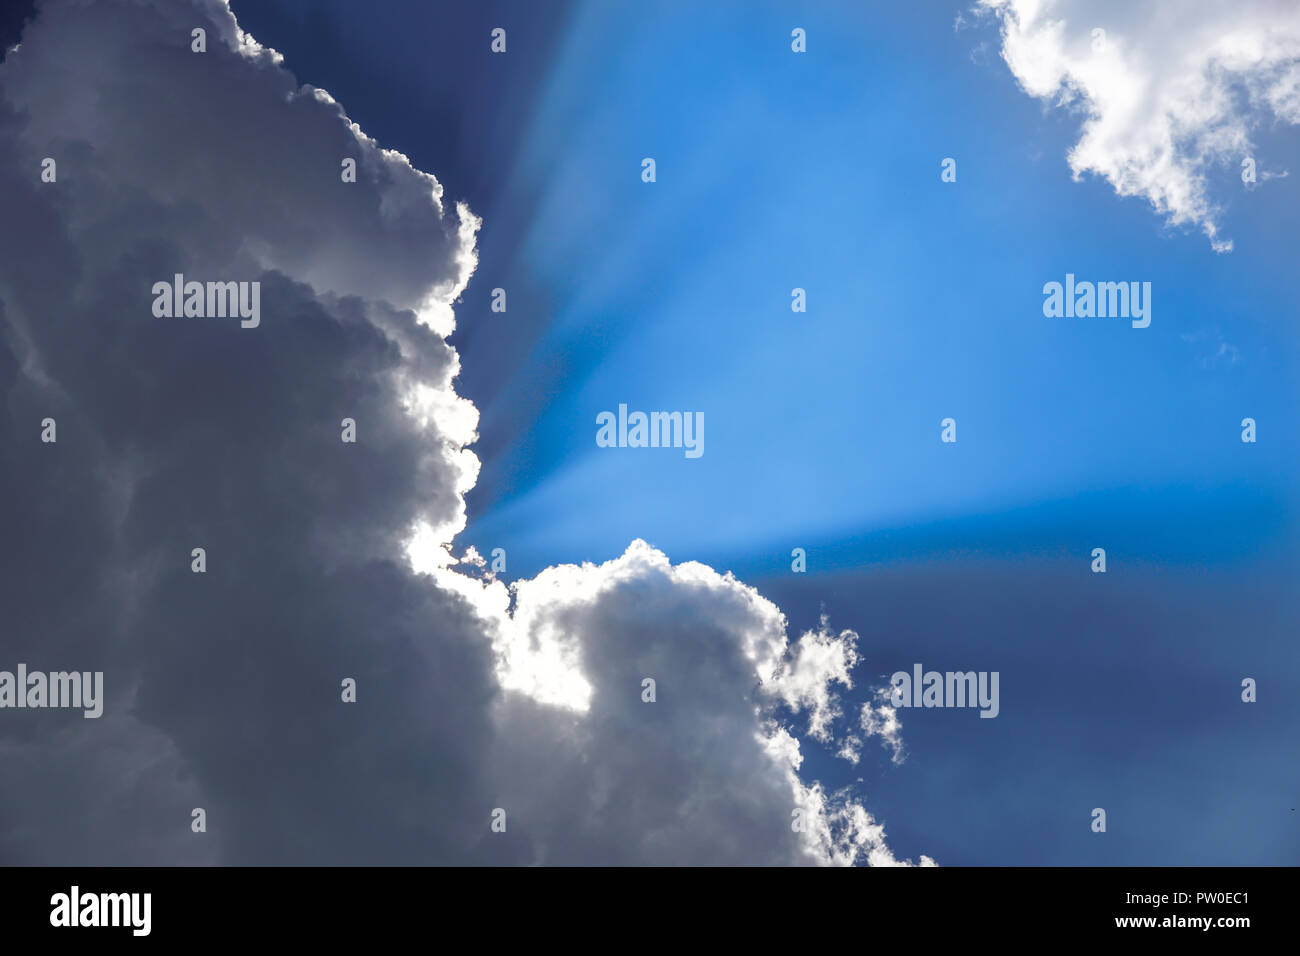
[
  {"x1": 0, "y1": 0, "x2": 925, "y2": 865},
  {"x1": 454, "y1": 542, "x2": 932, "y2": 865},
  {"x1": 978, "y1": 0, "x2": 1300, "y2": 251}
]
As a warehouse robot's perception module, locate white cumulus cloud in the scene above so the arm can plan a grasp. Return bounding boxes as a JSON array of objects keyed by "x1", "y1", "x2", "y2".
[{"x1": 978, "y1": 0, "x2": 1300, "y2": 251}]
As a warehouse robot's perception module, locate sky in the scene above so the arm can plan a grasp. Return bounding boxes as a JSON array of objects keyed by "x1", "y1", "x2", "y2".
[{"x1": 0, "y1": 0, "x2": 1297, "y2": 865}]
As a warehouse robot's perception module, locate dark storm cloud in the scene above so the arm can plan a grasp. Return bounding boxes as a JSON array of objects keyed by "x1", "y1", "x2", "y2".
[{"x1": 0, "y1": 0, "x2": 923, "y2": 865}]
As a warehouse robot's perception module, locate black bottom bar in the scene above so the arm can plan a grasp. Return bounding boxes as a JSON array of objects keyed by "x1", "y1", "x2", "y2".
[{"x1": 1, "y1": 865, "x2": 1290, "y2": 942}]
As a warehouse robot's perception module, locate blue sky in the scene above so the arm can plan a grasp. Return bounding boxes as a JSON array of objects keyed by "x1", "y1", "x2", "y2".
[{"x1": 195, "y1": 0, "x2": 1299, "y2": 863}]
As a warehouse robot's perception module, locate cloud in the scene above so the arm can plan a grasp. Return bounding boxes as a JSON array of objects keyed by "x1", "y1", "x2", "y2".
[
  {"x1": 859, "y1": 689, "x2": 906, "y2": 765},
  {"x1": 454, "y1": 542, "x2": 930, "y2": 865},
  {"x1": 978, "y1": 0, "x2": 1300, "y2": 251},
  {"x1": 0, "y1": 0, "x2": 924, "y2": 865},
  {"x1": 768, "y1": 615, "x2": 859, "y2": 744}
]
